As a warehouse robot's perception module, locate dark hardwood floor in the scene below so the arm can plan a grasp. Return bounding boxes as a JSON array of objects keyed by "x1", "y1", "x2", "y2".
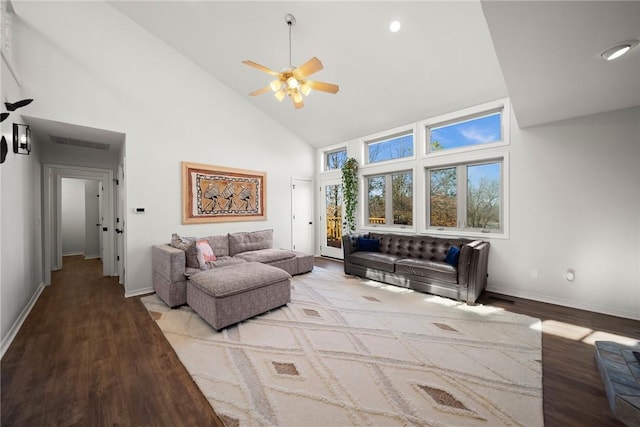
[
  {"x1": 2, "y1": 255, "x2": 638, "y2": 426},
  {"x1": 1, "y1": 255, "x2": 224, "y2": 427}
]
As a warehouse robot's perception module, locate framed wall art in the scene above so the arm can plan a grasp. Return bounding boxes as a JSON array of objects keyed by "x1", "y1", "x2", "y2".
[{"x1": 182, "y1": 162, "x2": 266, "y2": 224}]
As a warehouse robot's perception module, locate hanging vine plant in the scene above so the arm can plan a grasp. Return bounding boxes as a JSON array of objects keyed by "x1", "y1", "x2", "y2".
[{"x1": 341, "y1": 157, "x2": 359, "y2": 234}]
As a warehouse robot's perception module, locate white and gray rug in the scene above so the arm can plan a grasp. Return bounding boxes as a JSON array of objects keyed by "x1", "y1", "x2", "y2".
[{"x1": 141, "y1": 267, "x2": 542, "y2": 427}]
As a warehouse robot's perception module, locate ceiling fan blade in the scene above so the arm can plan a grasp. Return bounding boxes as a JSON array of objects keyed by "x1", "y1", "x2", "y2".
[
  {"x1": 305, "y1": 80, "x2": 339, "y2": 94},
  {"x1": 293, "y1": 57, "x2": 323, "y2": 79},
  {"x1": 249, "y1": 86, "x2": 272, "y2": 96},
  {"x1": 242, "y1": 60, "x2": 280, "y2": 76}
]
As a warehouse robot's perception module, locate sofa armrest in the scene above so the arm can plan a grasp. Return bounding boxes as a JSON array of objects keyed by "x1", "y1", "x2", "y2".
[
  {"x1": 341, "y1": 233, "x2": 370, "y2": 273},
  {"x1": 458, "y1": 240, "x2": 490, "y2": 304},
  {"x1": 152, "y1": 244, "x2": 186, "y2": 283}
]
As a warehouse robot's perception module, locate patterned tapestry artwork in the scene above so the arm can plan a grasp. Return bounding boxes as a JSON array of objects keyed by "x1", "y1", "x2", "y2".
[{"x1": 182, "y1": 162, "x2": 266, "y2": 224}]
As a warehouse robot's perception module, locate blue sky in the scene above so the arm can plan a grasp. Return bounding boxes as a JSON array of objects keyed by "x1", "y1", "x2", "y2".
[
  {"x1": 467, "y1": 162, "x2": 501, "y2": 185},
  {"x1": 431, "y1": 113, "x2": 501, "y2": 150}
]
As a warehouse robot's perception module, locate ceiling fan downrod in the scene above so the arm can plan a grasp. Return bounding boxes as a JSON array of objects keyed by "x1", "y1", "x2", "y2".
[{"x1": 286, "y1": 14, "x2": 296, "y2": 68}]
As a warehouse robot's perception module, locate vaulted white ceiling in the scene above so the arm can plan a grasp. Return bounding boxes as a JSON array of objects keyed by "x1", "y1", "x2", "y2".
[{"x1": 106, "y1": 1, "x2": 640, "y2": 148}]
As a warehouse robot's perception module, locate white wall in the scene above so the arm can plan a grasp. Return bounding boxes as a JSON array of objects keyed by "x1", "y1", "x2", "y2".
[
  {"x1": 84, "y1": 180, "x2": 100, "y2": 258},
  {"x1": 61, "y1": 178, "x2": 86, "y2": 255},
  {"x1": 319, "y1": 106, "x2": 639, "y2": 320},
  {"x1": 12, "y1": 2, "x2": 314, "y2": 298},
  {"x1": 0, "y1": 56, "x2": 44, "y2": 352},
  {"x1": 486, "y1": 106, "x2": 640, "y2": 319}
]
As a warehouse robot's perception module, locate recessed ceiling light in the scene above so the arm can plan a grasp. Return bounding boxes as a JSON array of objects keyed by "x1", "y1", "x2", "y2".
[
  {"x1": 600, "y1": 39, "x2": 639, "y2": 61},
  {"x1": 389, "y1": 20, "x2": 401, "y2": 33}
]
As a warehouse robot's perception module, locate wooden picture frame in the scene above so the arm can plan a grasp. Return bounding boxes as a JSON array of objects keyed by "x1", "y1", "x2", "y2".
[{"x1": 182, "y1": 162, "x2": 266, "y2": 224}]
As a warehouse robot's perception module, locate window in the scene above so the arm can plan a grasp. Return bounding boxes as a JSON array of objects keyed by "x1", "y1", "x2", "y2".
[
  {"x1": 428, "y1": 110, "x2": 502, "y2": 153},
  {"x1": 366, "y1": 132, "x2": 413, "y2": 164},
  {"x1": 427, "y1": 160, "x2": 502, "y2": 232},
  {"x1": 325, "y1": 149, "x2": 347, "y2": 171},
  {"x1": 366, "y1": 171, "x2": 413, "y2": 226}
]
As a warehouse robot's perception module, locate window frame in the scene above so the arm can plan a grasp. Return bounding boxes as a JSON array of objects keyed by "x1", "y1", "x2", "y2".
[
  {"x1": 426, "y1": 157, "x2": 505, "y2": 235},
  {"x1": 420, "y1": 99, "x2": 510, "y2": 158},
  {"x1": 363, "y1": 125, "x2": 416, "y2": 166},
  {"x1": 364, "y1": 169, "x2": 415, "y2": 230},
  {"x1": 321, "y1": 147, "x2": 348, "y2": 172}
]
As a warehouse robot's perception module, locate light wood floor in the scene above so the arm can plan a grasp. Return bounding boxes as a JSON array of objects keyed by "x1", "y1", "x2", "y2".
[{"x1": 2, "y1": 256, "x2": 638, "y2": 426}]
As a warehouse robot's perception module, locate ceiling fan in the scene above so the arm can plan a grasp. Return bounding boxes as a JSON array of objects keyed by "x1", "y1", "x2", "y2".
[{"x1": 242, "y1": 14, "x2": 339, "y2": 109}]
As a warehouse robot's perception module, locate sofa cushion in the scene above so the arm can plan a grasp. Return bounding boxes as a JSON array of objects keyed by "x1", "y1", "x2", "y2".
[
  {"x1": 234, "y1": 248, "x2": 296, "y2": 264},
  {"x1": 349, "y1": 252, "x2": 400, "y2": 273},
  {"x1": 189, "y1": 262, "x2": 291, "y2": 298},
  {"x1": 371, "y1": 233, "x2": 470, "y2": 262},
  {"x1": 228, "y1": 229, "x2": 273, "y2": 256},
  {"x1": 356, "y1": 237, "x2": 380, "y2": 252},
  {"x1": 206, "y1": 256, "x2": 247, "y2": 269},
  {"x1": 170, "y1": 233, "x2": 202, "y2": 269},
  {"x1": 205, "y1": 235, "x2": 230, "y2": 257},
  {"x1": 395, "y1": 258, "x2": 458, "y2": 284}
]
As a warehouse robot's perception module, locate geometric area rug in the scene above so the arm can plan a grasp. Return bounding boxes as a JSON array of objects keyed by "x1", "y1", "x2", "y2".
[{"x1": 141, "y1": 266, "x2": 543, "y2": 427}]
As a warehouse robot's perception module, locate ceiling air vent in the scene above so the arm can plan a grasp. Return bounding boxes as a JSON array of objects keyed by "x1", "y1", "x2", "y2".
[{"x1": 50, "y1": 135, "x2": 111, "y2": 151}]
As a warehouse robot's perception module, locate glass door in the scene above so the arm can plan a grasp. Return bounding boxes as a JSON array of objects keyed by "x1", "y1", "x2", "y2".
[{"x1": 320, "y1": 178, "x2": 345, "y2": 259}]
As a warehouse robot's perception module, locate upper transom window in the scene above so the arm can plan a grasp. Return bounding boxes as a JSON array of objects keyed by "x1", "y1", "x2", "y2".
[
  {"x1": 366, "y1": 132, "x2": 413, "y2": 164},
  {"x1": 428, "y1": 109, "x2": 503, "y2": 153},
  {"x1": 324, "y1": 149, "x2": 348, "y2": 171}
]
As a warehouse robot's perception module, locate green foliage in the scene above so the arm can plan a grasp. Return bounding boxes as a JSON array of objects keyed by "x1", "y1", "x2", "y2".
[{"x1": 341, "y1": 157, "x2": 359, "y2": 233}]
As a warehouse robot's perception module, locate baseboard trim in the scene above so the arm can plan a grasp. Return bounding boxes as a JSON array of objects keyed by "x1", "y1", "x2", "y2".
[
  {"x1": 62, "y1": 252, "x2": 84, "y2": 256},
  {"x1": 1, "y1": 282, "x2": 46, "y2": 359},
  {"x1": 84, "y1": 255, "x2": 101, "y2": 260},
  {"x1": 486, "y1": 285, "x2": 640, "y2": 321},
  {"x1": 125, "y1": 286, "x2": 154, "y2": 298}
]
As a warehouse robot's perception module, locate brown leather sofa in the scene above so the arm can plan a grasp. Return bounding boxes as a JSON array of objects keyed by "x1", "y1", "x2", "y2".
[{"x1": 342, "y1": 232, "x2": 490, "y2": 304}]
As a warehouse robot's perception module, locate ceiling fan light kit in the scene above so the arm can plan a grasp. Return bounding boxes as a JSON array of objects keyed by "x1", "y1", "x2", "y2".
[{"x1": 243, "y1": 13, "x2": 339, "y2": 109}]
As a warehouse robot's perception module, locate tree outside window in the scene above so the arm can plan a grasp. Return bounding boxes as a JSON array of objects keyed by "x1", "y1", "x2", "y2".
[
  {"x1": 367, "y1": 176, "x2": 385, "y2": 224},
  {"x1": 325, "y1": 149, "x2": 347, "y2": 171},
  {"x1": 428, "y1": 161, "x2": 501, "y2": 231},
  {"x1": 392, "y1": 172, "x2": 413, "y2": 225},
  {"x1": 367, "y1": 172, "x2": 413, "y2": 226}
]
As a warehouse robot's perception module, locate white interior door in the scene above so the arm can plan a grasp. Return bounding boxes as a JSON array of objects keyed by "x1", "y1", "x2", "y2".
[
  {"x1": 292, "y1": 178, "x2": 314, "y2": 254},
  {"x1": 98, "y1": 182, "x2": 104, "y2": 262},
  {"x1": 320, "y1": 178, "x2": 345, "y2": 259},
  {"x1": 116, "y1": 162, "x2": 126, "y2": 284}
]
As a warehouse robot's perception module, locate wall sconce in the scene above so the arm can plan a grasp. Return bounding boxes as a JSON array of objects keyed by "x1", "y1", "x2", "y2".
[{"x1": 13, "y1": 123, "x2": 31, "y2": 155}]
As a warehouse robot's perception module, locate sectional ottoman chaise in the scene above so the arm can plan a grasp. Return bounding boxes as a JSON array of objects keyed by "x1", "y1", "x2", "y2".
[{"x1": 152, "y1": 229, "x2": 313, "y2": 329}]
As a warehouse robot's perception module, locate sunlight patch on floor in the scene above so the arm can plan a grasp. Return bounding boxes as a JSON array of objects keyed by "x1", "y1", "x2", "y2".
[
  {"x1": 539, "y1": 320, "x2": 593, "y2": 341},
  {"x1": 361, "y1": 280, "x2": 415, "y2": 294},
  {"x1": 456, "y1": 304, "x2": 506, "y2": 316},
  {"x1": 582, "y1": 331, "x2": 639, "y2": 346},
  {"x1": 531, "y1": 320, "x2": 639, "y2": 346}
]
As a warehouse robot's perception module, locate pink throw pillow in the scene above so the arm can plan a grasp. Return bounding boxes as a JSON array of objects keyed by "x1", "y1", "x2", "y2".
[{"x1": 196, "y1": 239, "x2": 217, "y2": 262}]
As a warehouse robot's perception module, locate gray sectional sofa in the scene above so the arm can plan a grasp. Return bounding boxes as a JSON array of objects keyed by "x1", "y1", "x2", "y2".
[
  {"x1": 152, "y1": 229, "x2": 313, "y2": 308},
  {"x1": 342, "y1": 232, "x2": 490, "y2": 304}
]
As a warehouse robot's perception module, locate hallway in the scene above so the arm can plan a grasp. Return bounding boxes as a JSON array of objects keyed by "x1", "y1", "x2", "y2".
[{"x1": 1, "y1": 256, "x2": 223, "y2": 426}]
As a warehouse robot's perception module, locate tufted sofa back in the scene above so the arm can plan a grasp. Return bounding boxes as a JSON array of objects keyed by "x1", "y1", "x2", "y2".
[{"x1": 369, "y1": 233, "x2": 472, "y2": 262}]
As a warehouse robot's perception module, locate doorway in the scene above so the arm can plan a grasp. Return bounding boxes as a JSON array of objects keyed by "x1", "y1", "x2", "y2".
[
  {"x1": 320, "y1": 178, "x2": 345, "y2": 259},
  {"x1": 60, "y1": 178, "x2": 102, "y2": 260},
  {"x1": 43, "y1": 164, "x2": 116, "y2": 285},
  {"x1": 291, "y1": 177, "x2": 314, "y2": 254}
]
